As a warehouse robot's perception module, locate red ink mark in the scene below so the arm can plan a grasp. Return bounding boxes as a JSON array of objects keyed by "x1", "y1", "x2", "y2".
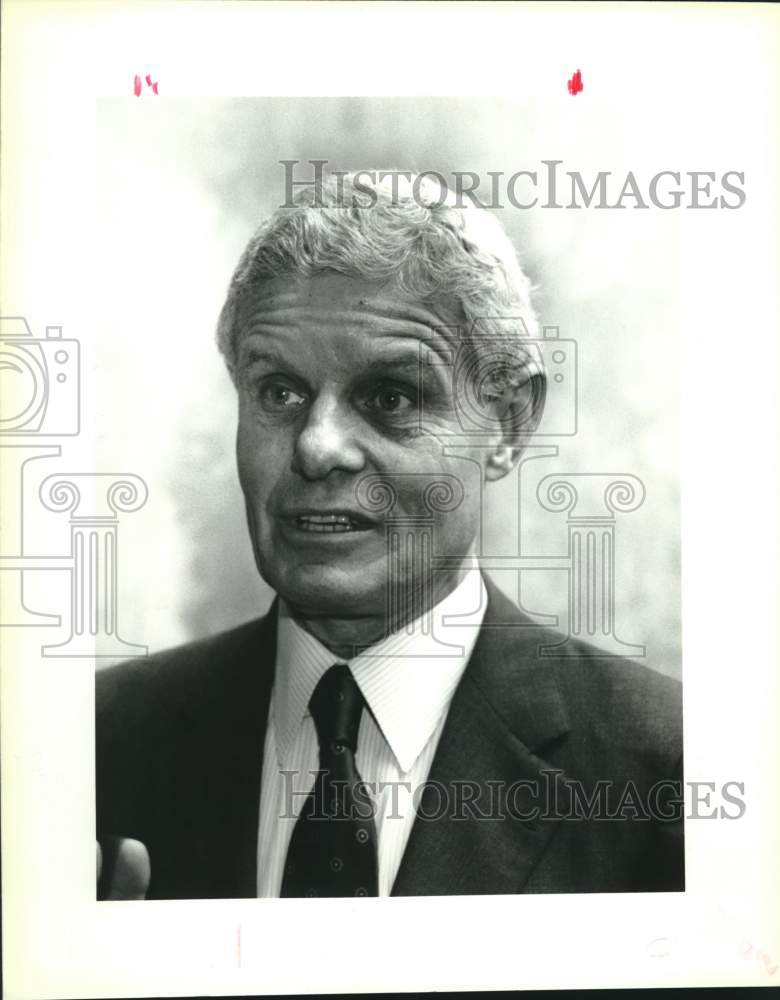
[
  {"x1": 740, "y1": 940, "x2": 778, "y2": 976},
  {"x1": 567, "y1": 69, "x2": 583, "y2": 96},
  {"x1": 133, "y1": 73, "x2": 159, "y2": 96}
]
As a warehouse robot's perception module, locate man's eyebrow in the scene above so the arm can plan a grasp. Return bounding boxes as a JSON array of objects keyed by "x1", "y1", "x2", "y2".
[
  {"x1": 236, "y1": 345, "x2": 452, "y2": 392},
  {"x1": 361, "y1": 353, "x2": 423, "y2": 373},
  {"x1": 236, "y1": 346, "x2": 292, "y2": 370},
  {"x1": 360, "y1": 352, "x2": 450, "y2": 388}
]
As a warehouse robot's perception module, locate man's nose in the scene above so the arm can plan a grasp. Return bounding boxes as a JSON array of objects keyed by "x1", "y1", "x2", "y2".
[{"x1": 292, "y1": 395, "x2": 366, "y2": 480}]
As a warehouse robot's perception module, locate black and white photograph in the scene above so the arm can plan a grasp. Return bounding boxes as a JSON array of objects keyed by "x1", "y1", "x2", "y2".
[
  {"x1": 95, "y1": 104, "x2": 685, "y2": 902},
  {"x1": 2, "y1": 2, "x2": 778, "y2": 996}
]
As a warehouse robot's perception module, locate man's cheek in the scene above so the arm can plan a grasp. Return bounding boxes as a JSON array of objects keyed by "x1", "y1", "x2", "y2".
[
  {"x1": 235, "y1": 423, "x2": 256, "y2": 479},
  {"x1": 237, "y1": 455, "x2": 262, "y2": 505},
  {"x1": 237, "y1": 426, "x2": 281, "y2": 488}
]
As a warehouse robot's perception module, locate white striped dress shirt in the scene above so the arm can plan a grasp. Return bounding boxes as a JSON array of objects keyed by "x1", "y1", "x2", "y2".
[{"x1": 256, "y1": 567, "x2": 487, "y2": 897}]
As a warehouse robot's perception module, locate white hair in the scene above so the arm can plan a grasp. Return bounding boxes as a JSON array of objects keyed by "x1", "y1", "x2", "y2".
[{"x1": 216, "y1": 170, "x2": 540, "y2": 387}]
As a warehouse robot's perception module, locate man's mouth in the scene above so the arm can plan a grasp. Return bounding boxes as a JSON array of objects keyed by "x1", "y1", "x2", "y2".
[{"x1": 292, "y1": 513, "x2": 374, "y2": 534}]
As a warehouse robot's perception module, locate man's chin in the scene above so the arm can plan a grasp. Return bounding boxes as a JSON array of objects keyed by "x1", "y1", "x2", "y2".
[{"x1": 266, "y1": 567, "x2": 386, "y2": 619}]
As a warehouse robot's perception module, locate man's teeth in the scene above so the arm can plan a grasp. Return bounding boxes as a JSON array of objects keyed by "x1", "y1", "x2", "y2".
[{"x1": 296, "y1": 514, "x2": 362, "y2": 532}]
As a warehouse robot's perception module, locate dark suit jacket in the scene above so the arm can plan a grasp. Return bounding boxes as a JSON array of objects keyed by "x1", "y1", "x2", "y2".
[{"x1": 96, "y1": 577, "x2": 684, "y2": 898}]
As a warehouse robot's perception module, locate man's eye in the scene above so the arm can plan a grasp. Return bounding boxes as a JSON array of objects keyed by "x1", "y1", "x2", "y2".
[
  {"x1": 259, "y1": 382, "x2": 307, "y2": 411},
  {"x1": 365, "y1": 387, "x2": 416, "y2": 416}
]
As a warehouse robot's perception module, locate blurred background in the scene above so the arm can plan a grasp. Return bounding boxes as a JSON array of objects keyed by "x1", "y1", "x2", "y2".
[{"x1": 96, "y1": 97, "x2": 680, "y2": 678}]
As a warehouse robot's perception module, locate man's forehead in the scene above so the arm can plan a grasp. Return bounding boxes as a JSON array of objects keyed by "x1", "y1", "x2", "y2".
[{"x1": 235, "y1": 272, "x2": 465, "y2": 341}]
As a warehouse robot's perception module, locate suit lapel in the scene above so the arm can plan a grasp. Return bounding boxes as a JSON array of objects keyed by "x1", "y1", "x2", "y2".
[
  {"x1": 391, "y1": 579, "x2": 571, "y2": 896},
  {"x1": 180, "y1": 606, "x2": 278, "y2": 898},
  {"x1": 178, "y1": 584, "x2": 569, "y2": 897}
]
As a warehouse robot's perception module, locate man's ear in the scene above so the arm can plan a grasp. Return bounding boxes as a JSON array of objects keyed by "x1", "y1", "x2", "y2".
[
  {"x1": 485, "y1": 443, "x2": 521, "y2": 482},
  {"x1": 484, "y1": 371, "x2": 546, "y2": 481}
]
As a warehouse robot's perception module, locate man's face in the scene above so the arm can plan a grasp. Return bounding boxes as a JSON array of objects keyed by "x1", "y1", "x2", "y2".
[{"x1": 234, "y1": 272, "x2": 511, "y2": 621}]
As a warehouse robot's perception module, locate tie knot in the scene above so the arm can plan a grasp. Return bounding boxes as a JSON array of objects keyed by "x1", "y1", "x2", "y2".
[{"x1": 309, "y1": 664, "x2": 364, "y2": 752}]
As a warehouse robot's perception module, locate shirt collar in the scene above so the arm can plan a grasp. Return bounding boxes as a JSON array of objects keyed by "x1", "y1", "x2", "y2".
[{"x1": 273, "y1": 566, "x2": 487, "y2": 774}]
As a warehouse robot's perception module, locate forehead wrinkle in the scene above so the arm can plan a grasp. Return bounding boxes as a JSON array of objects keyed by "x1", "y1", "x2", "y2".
[
  {"x1": 240, "y1": 306, "x2": 453, "y2": 336},
  {"x1": 238, "y1": 329, "x2": 453, "y2": 372},
  {"x1": 237, "y1": 284, "x2": 463, "y2": 335},
  {"x1": 237, "y1": 310, "x2": 461, "y2": 365}
]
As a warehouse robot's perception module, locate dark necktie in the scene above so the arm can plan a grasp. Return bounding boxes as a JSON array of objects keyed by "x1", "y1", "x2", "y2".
[{"x1": 280, "y1": 663, "x2": 379, "y2": 897}]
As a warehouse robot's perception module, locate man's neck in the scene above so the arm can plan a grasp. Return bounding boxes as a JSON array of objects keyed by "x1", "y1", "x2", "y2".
[{"x1": 286, "y1": 565, "x2": 474, "y2": 660}]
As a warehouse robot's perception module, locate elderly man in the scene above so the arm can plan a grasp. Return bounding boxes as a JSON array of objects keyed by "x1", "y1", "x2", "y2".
[{"x1": 96, "y1": 172, "x2": 683, "y2": 899}]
